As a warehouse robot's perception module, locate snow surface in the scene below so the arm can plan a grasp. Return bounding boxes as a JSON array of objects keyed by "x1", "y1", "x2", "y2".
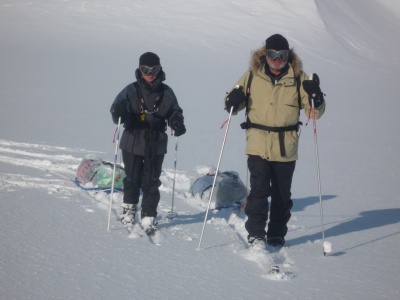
[{"x1": 1, "y1": 0, "x2": 400, "y2": 299}]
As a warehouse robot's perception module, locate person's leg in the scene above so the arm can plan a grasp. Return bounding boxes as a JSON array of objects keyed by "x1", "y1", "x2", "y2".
[
  {"x1": 122, "y1": 151, "x2": 143, "y2": 206},
  {"x1": 267, "y1": 161, "x2": 296, "y2": 245},
  {"x1": 120, "y1": 151, "x2": 144, "y2": 225},
  {"x1": 140, "y1": 154, "x2": 164, "y2": 218},
  {"x1": 245, "y1": 155, "x2": 272, "y2": 241}
]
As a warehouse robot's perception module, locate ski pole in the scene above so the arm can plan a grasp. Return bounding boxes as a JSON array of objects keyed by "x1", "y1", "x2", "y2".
[
  {"x1": 309, "y1": 76, "x2": 329, "y2": 255},
  {"x1": 107, "y1": 117, "x2": 122, "y2": 231},
  {"x1": 198, "y1": 107, "x2": 234, "y2": 249},
  {"x1": 167, "y1": 136, "x2": 179, "y2": 219}
]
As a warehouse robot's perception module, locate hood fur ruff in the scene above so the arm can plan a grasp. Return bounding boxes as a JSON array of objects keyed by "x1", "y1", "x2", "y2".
[{"x1": 250, "y1": 46, "x2": 302, "y2": 77}]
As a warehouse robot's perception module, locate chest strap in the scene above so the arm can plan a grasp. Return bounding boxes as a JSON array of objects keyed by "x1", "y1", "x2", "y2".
[{"x1": 134, "y1": 82, "x2": 164, "y2": 118}]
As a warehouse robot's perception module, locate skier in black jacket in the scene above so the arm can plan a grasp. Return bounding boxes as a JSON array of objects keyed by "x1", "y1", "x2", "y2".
[{"x1": 110, "y1": 52, "x2": 186, "y2": 235}]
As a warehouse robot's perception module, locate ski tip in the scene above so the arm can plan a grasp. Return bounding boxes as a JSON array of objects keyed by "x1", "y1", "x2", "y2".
[{"x1": 270, "y1": 265, "x2": 280, "y2": 274}]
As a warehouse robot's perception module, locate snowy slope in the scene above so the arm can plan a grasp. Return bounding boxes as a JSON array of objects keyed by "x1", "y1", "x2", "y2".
[{"x1": 1, "y1": 0, "x2": 400, "y2": 299}]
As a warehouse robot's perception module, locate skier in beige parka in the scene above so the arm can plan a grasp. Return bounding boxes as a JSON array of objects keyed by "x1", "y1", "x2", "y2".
[{"x1": 224, "y1": 34, "x2": 326, "y2": 247}]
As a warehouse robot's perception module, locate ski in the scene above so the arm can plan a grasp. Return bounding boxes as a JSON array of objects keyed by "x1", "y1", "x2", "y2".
[
  {"x1": 145, "y1": 230, "x2": 163, "y2": 246},
  {"x1": 270, "y1": 265, "x2": 280, "y2": 274},
  {"x1": 242, "y1": 241, "x2": 295, "y2": 280},
  {"x1": 266, "y1": 245, "x2": 283, "y2": 275},
  {"x1": 125, "y1": 223, "x2": 143, "y2": 240},
  {"x1": 146, "y1": 217, "x2": 166, "y2": 245},
  {"x1": 123, "y1": 222, "x2": 163, "y2": 245},
  {"x1": 265, "y1": 245, "x2": 295, "y2": 279}
]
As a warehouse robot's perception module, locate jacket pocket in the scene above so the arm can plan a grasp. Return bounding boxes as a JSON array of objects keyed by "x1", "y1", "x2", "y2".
[{"x1": 284, "y1": 131, "x2": 298, "y2": 158}]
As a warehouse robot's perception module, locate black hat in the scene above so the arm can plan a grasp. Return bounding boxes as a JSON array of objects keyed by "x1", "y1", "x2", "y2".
[
  {"x1": 139, "y1": 52, "x2": 160, "y2": 66},
  {"x1": 265, "y1": 34, "x2": 289, "y2": 51}
]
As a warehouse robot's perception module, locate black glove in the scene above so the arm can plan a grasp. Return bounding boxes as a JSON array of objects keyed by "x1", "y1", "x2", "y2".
[
  {"x1": 169, "y1": 111, "x2": 186, "y2": 136},
  {"x1": 171, "y1": 117, "x2": 186, "y2": 136},
  {"x1": 302, "y1": 73, "x2": 324, "y2": 108},
  {"x1": 110, "y1": 102, "x2": 129, "y2": 124},
  {"x1": 225, "y1": 86, "x2": 245, "y2": 113}
]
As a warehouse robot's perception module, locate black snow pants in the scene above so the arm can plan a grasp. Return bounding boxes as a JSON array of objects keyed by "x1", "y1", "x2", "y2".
[
  {"x1": 245, "y1": 155, "x2": 296, "y2": 240},
  {"x1": 122, "y1": 150, "x2": 164, "y2": 218}
]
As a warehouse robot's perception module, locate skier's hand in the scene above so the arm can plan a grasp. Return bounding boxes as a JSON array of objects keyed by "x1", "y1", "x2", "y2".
[
  {"x1": 225, "y1": 86, "x2": 245, "y2": 113},
  {"x1": 111, "y1": 102, "x2": 129, "y2": 124},
  {"x1": 302, "y1": 73, "x2": 324, "y2": 108},
  {"x1": 170, "y1": 116, "x2": 186, "y2": 137}
]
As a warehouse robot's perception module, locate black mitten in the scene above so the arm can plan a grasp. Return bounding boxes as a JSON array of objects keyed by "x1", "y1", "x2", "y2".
[
  {"x1": 225, "y1": 86, "x2": 245, "y2": 113},
  {"x1": 170, "y1": 116, "x2": 186, "y2": 137},
  {"x1": 110, "y1": 102, "x2": 129, "y2": 124},
  {"x1": 168, "y1": 111, "x2": 186, "y2": 137},
  {"x1": 302, "y1": 73, "x2": 324, "y2": 108}
]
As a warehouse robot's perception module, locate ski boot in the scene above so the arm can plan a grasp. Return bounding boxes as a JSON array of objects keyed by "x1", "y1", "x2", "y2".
[
  {"x1": 248, "y1": 236, "x2": 267, "y2": 248},
  {"x1": 266, "y1": 237, "x2": 285, "y2": 248},
  {"x1": 120, "y1": 203, "x2": 137, "y2": 226},
  {"x1": 141, "y1": 216, "x2": 158, "y2": 236}
]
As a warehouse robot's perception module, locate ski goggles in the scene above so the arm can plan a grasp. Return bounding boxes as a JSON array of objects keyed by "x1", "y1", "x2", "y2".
[
  {"x1": 139, "y1": 65, "x2": 161, "y2": 75},
  {"x1": 267, "y1": 49, "x2": 289, "y2": 60}
]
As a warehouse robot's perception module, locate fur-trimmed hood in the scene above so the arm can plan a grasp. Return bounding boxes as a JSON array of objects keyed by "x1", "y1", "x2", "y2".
[{"x1": 249, "y1": 46, "x2": 302, "y2": 77}]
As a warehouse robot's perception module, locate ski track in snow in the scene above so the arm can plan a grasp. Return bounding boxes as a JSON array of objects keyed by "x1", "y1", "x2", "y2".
[{"x1": 0, "y1": 139, "x2": 296, "y2": 280}]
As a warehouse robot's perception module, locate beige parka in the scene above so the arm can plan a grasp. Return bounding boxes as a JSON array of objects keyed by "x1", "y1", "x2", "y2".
[{"x1": 225, "y1": 47, "x2": 326, "y2": 162}]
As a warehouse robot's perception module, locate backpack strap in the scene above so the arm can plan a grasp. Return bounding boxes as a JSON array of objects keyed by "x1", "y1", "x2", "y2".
[
  {"x1": 295, "y1": 75, "x2": 303, "y2": 130},
  {"x1": 244, "y1": 71, "x2": 253, "y2": 116},
  {"x1": 295, "y1": 75, "x2": 302, "y2": 112}
]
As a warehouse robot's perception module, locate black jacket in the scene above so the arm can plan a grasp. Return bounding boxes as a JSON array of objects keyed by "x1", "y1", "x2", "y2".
[{"x1": 111, "y1": 69, "x2": 184, "y2": 156}]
